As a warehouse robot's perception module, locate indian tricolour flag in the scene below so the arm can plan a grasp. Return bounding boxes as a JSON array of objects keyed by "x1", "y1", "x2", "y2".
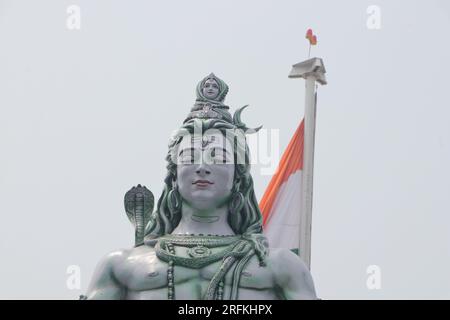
[{"x1": 260, "y1": 119, "x2": 305, "y2": 255}]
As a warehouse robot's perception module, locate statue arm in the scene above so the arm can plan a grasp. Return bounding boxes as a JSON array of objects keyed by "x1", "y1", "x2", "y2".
[
  {"x1": 84, "y1": 250, "x2": 127, "y2": 300},
  {"x1": 271, "y1": 248, "x2": 318, "y2": 300}
]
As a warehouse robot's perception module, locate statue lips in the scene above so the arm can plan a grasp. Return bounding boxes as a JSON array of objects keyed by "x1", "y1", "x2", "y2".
[{"x1": 192, "y1": 179, "x2": 214, "y2": 189}]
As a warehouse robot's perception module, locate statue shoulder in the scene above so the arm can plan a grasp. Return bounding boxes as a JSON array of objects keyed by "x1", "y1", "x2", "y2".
[
  {"x1": 84, "y1": 248, "x2": 134, "y2": 299},
  {"x1": 268, "y1": 247, "x2": 309, "y2": 272},
  {"x1": 88, "y1": 246, "x2": 151, "y2": 284},
  {"x1": 266, "y1": 247, "x2": 317, "y2": 299},
  {"x1": 100, "y1": 245, "x2": 155, "y2": 266},
  {"x1": 96, "y1": 248, "x2": 132, "y2": 271}
]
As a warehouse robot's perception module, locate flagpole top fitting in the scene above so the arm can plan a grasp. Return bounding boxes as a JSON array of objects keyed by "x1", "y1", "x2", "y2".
[{"x1": 288, "y1": 57, "x2": 327, "y2": 85}]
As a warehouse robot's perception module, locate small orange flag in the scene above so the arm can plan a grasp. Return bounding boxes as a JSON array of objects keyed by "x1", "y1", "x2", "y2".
[{"x1": 305, "y1": 28, "x2": 317, "y2": 46}]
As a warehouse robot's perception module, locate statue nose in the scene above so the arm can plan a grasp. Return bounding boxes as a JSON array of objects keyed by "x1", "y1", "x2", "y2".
[{"x1": 195, "y1": 164, "x2": 211, "y2": 175}]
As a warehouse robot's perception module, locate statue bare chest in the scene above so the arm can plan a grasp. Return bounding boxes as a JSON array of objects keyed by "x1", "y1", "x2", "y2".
[{"x1": 113, "y1": 245, "x2": 276, "y2": 295}]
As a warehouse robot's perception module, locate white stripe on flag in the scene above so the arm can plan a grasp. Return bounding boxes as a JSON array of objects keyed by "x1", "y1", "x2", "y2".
[{"x1": 264, "y1": 170, "x2": 303, "y2": 250}]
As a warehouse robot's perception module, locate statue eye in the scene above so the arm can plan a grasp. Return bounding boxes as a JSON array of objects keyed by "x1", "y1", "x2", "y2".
[
  {"x1": 209, "y1": 148, "x2": 228, "y2": 164},
  {"x1": 183, "y1": 156, "x2": 194, "y2": 164},
  {"x1": 178, "y1": 148, "x2": 200, "y2": 164}
]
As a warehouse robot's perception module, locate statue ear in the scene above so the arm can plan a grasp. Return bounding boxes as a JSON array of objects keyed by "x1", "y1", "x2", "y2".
[{"x1": 168, "y1": 187, "x2": 182, "y2": 213}]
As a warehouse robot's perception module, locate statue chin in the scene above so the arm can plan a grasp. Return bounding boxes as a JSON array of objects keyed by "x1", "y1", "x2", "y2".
[{"x1": 181, "y1": 193, "x2": 232, "y2": 212}]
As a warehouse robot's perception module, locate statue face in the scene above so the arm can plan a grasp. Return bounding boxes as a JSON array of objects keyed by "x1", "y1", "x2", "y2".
[
  {"x1": 202, "y1": 78, "x2": 220, "y2": 100},
  {"x1": 176, "y1": 132, "x2": 234, "y2": 212}
]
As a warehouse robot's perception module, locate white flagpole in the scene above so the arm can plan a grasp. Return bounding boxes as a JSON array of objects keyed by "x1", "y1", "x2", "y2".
[{"x1": 288, "y1": 57, "x2": 327, "y2": 269}]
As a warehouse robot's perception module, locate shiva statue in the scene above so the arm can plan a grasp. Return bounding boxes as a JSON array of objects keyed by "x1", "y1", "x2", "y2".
[{"x1": 83, "y1": 73, "x2": 317, "y2": 300}]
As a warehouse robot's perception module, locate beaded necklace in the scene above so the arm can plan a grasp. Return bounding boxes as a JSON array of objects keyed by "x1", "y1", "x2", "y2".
[{"x1": 155, "y1": 234, "x2": 252, "y2": 300}]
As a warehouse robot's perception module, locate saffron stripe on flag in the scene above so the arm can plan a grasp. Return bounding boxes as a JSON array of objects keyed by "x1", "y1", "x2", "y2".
[{"x1": 259, "y1": 119, "x2": 305, "y2": 250}]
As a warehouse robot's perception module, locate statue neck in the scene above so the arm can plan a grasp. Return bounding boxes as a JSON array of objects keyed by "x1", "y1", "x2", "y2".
[{"x1": 171, "y1": 202, "x2": 235, "y2": 236}]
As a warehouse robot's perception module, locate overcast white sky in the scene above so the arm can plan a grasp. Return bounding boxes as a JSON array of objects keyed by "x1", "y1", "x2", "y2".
[{"x1": 1, "y1": 0, "x2": 449, "y2": 299}]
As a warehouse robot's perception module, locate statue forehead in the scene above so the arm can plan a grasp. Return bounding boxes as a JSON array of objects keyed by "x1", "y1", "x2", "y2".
[
  {"x1": 178, "y1": 132, "x2": 232, "y2": 150},
  {"x1": 203, "y1": 78, "x2": 219, "y2": 85}
]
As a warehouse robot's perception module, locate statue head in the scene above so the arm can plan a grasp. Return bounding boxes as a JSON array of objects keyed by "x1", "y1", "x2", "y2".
[
  {"x1": 195, "y1": 73, "x2": 229, "y2": 105},
  {"x1": 144, "y1": 115, "x2": 262, "y2": 238},
  {"x1": 144, "y1": 73, "x2": 266, "y2": 241}
]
